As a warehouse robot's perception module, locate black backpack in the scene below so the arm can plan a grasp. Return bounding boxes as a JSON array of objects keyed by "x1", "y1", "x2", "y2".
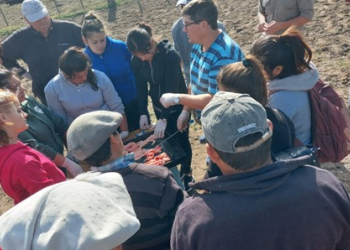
[{"x1": 265, "y1": 107, "x2": 295, "y2": 154}]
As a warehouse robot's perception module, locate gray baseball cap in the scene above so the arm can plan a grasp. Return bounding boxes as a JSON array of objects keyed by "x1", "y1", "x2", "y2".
[
  {"x1": 22, "y1": 0, "x2": 48, "y2": 22},
  {"x1": 201, "y1": 92, "x2": 272, "y2": 153},
  {"x1": 67, "y1": 111, "x2": 123, "y2": 161},
  {"x1": 176, "y1": 0, "x2": 191, "y2": 7}
]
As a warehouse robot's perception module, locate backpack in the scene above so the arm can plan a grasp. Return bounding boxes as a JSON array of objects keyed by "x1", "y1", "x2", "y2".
[
  {"x1": 265, "y1": 107, "x2": 295, "y2": 154},
  {"x1": 309, "y1": 79, "x2": 350, "y2": 163}
]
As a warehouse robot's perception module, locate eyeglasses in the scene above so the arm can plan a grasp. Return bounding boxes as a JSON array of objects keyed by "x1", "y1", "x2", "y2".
[{"x1": 183, "y1": 20, "x2": 203, "y2": 30}]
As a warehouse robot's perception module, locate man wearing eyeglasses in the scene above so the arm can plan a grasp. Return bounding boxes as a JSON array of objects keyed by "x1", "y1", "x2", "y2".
[
  {"x1": 161, "y1": 0, "x2": 244, "y2": 130},
  {"x1": 171, "y1": 0, "x2": 226, "y2": 88}
]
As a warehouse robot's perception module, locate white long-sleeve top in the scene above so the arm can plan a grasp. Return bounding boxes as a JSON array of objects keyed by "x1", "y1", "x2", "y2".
[{"x1": 45, "y1": 69, "x2": 125, "y2": 124}]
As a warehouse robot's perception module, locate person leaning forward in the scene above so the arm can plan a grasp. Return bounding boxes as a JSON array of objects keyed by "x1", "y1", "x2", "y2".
[
  {"x1": 0, "y1": 0, "x2": 84, "y2": 104},
  {"x1": 171, "y1": 92, "x2": 350, "y2": 250},
  {"x1": 67, "y1": 110, "x2": 187, "y2": 250}
]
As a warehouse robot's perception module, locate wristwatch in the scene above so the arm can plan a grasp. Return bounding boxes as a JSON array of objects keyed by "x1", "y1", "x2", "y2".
[{"x1": 174, "y1": 94, "x2": 180, "y2": 104}]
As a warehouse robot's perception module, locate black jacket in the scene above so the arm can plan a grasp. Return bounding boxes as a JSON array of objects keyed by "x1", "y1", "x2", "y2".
[{"x1": 131, "y1": 40, "x2": 187, "y2": 120}]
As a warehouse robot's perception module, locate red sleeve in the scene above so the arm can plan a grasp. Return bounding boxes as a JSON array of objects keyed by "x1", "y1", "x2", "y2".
[{"x1": 16, "y1": 160, "x2": 60, "y2": 196}]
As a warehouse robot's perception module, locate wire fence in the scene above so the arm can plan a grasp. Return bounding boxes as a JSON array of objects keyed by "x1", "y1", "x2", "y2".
[{"x1": 0, "y1": 0, "x2": 123, "y2": 29}]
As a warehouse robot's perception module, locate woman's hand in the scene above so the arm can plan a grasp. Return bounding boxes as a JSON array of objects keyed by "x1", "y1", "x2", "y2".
[
  {"x1": 120, "y1": 131, "x2": 129, "y2": 140},
  {"x1": 177, "y1": 110, "x2": 190, "y2": 131},
  {"x1": 154, "y1": 119, "x2": 167, "y2": 139},
  {"x1": 139, "y1": 115, "x2": 149, "y2": 130}
]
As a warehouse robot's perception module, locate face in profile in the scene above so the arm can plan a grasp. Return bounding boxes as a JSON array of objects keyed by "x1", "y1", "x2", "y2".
[{"x1": 0, "y1": 100, "x2": 28, "y2": 134}]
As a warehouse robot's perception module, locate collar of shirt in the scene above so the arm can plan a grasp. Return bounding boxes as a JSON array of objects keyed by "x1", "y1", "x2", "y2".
[{"x1": 90, "y1": 153, "x2": 135, "y2": 173}]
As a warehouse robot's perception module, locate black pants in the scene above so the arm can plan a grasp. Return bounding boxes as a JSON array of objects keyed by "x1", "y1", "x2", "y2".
[
  {"x1": 154, "y1": 108, "x2": 192, "y2": 174},
  {"x1": 124, "y1": 99, "x2": 141, "y2": 132}
]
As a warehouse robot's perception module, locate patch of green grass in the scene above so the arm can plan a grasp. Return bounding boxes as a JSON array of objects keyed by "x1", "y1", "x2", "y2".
[{"x1": 0, "y1": 25, "x2": 21, "y2": 37}]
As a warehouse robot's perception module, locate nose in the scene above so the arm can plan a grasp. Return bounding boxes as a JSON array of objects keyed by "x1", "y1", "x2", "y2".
[
  {"x1": 22, "y1": 110, "x2": 28, "y2": 118},
  {"x1": 182, "y1": 26, "x2": 187, "y2": 33}
]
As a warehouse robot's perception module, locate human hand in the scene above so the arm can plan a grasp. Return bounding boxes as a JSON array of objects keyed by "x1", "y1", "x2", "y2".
[
  {"x1": 257, "y1": 22, "x2": 265, "y2": 32},
  {"x1": 139, "y1": 115, "x2": 149, "y2": 130},
  {"x1": 154, "y1": 119, "x2": 167, "y2": 139},
  {"x1": 263, "y1": 21, "x2": 283, "y2": 35},
  {"x1": 177, "y1": 110, "x2": 190, "y2": 131},
  {"x1": 160, "y1": 93, "x2": 179, "y2": 108},
  {"x1": 62, "y1": 158, "x2": 83, "y2": 177},
  {"x1": 120, "y1": 131, "x2": 129, "y2": 140}
]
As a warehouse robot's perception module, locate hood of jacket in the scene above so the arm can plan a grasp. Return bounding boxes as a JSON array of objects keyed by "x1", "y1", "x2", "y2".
[
  {"x1": 268, "y1": 63, "x2": 319, "y2": 92},
  {"x1": 192, "y1": 156, "x2": 313, "y2": 194}
]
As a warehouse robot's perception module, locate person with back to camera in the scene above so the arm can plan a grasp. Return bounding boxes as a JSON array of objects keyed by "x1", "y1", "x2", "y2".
[
  {"x1": 171, "y1": 0, "x2": 226, "y2": 87},
  {"x1": 161, "y1": 56, "x2": 296, "y2": 178},
  {"x1": 0, "y1": 0, "x2": 85, "y2": 104},
  {"x1": 0, "y1": 69, "x2": 82, "y2": 177},
  {"x1": 250, "y1": 28, "x2": 318, "y2": 145},
  {"x1": 257, "y1": 0, "x2": 314, "y2": 35},
  {"x1": 0, "y1": 171, "x2": 140, "y2": 250},
  {"x1": 126, "y1": 23, "x2": 193, "y2": 192},
  {"x1": 82, "y1": 11, "x2": 140, "y2": 131},
  {"x1": 0, "y1": 90, "x2": 66, "y2": 205},
  {"x1": 171, "y1": 92, "x2": 350, "y2": 249},
  {"x1": 44, "y1": 46, "x2": 129, "y2": 139},
  {"x1": 66, "y1": 110, "x2": 187, "y2": 250}
]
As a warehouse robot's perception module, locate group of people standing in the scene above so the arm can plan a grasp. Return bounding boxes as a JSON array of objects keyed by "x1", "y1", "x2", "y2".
[{"x1": 0, "y1": 0, "x2": 349, "y2": 249}]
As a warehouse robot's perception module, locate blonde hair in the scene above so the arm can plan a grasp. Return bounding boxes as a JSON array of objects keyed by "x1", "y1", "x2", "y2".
[{"x1": 0, "y1": 90, "x2": 17, "y2": 146}]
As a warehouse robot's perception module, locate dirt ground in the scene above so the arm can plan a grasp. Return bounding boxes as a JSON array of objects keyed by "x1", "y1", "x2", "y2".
[{"x1": 1, "y1": 0, "x2": 350, "y2": 214}]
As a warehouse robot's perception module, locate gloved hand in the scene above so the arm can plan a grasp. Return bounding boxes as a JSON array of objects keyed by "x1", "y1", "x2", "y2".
[
  {"x1": 154, "y1": 119, "x2": 167, "y2": 139},
  {"x1": 120, "y1": 131, "x2": 129, "y2": 140},
  {"x1": 160, "y1": 93, "x2": 179, "y2": 108},
  {"x1": 177, "y1": 110, "x2": 190, "y2": 131},
  {"x1": 139, "y1": 115, "x2": 149, "y2": 130},
  {"x1": 62, "y1": 158, "x2": 83, "y2": 177}
]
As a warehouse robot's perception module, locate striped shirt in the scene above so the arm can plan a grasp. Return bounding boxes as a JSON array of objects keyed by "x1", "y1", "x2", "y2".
[{"x1": 190, "y1": 32, "x2": 244, "y2": 117}]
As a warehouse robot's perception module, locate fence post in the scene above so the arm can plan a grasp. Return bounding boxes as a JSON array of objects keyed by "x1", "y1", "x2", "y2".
[
  {"x1": 0, "y1": 5, "x2": 9, "y2": 27},
  {"x1": 51, "y1": 0, "x2": 61, "y2": 15}
]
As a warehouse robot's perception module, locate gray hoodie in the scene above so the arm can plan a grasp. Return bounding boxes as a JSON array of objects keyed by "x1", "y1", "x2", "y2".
[{"x1": 268, "y1": 66, "x2": 319, "y2": 144}]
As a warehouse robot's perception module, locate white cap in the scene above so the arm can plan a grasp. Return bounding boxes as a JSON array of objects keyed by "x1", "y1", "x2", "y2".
[
  {"x1": 22, "y1": 0, "x2": 48, "y2": 22},
  {"x1": 0, "y1": 172, "x2": 140, "y2": 250}
]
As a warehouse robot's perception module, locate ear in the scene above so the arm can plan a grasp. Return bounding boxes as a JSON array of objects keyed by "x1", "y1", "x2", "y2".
[
  {"x1": 206, "y1": 143, "x2": 220, "y2": 163},
  {"x1": 272, "y1": 66, "x2": 283, "y2": 78}
]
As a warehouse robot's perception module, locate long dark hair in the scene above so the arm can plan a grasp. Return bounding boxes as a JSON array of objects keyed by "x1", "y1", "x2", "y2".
[
  {"x1": 250, "y1": 28, "x2": 312, "y2": 80},
  {"x1": 217, "y1": 55, "x2": 267, "y2": 106},
  {"x1": 59, "y1": 47, "x2": 98, "y2": 91},
  {"x1": 126, "y1": 23, "x2": 154, "y2": 54}
]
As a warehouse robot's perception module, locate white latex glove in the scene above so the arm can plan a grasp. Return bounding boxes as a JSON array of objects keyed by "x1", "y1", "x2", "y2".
[
  {"x1": 120, "y1": 131, "x2": 129, "y2": 140},
  {"x1": 177, "y1": 110, "x2": 190, "y2": 131},
  {"x1": 62, "y1": 158, "x2": 83, "y2": 177},
  {"x1": 139, "y1": 115, "x2": 149, "y2": 130},
  {"x1": 154, "y1": 119, "x2": 167, "y2": 139},
  {"x1": 160, "y1": 93, "x2": 179, "y2": 108}
]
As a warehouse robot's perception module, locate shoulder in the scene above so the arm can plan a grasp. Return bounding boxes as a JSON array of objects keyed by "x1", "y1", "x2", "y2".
[
  {"x1": 2, "y1": 27, "x2": 31, "y2": 42},
  {"x1": 52, "y1": 19, "x2": 81, "y2": 29},
  {"x1": 45, "y1": 75, "x2": 61, "y2": 89},
  {"x1": 172, "y1": 18, "x2": 183, "y2": 32},
  {"x1": 132, "y1": 163, "x2": 171, "y2": 182}
]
